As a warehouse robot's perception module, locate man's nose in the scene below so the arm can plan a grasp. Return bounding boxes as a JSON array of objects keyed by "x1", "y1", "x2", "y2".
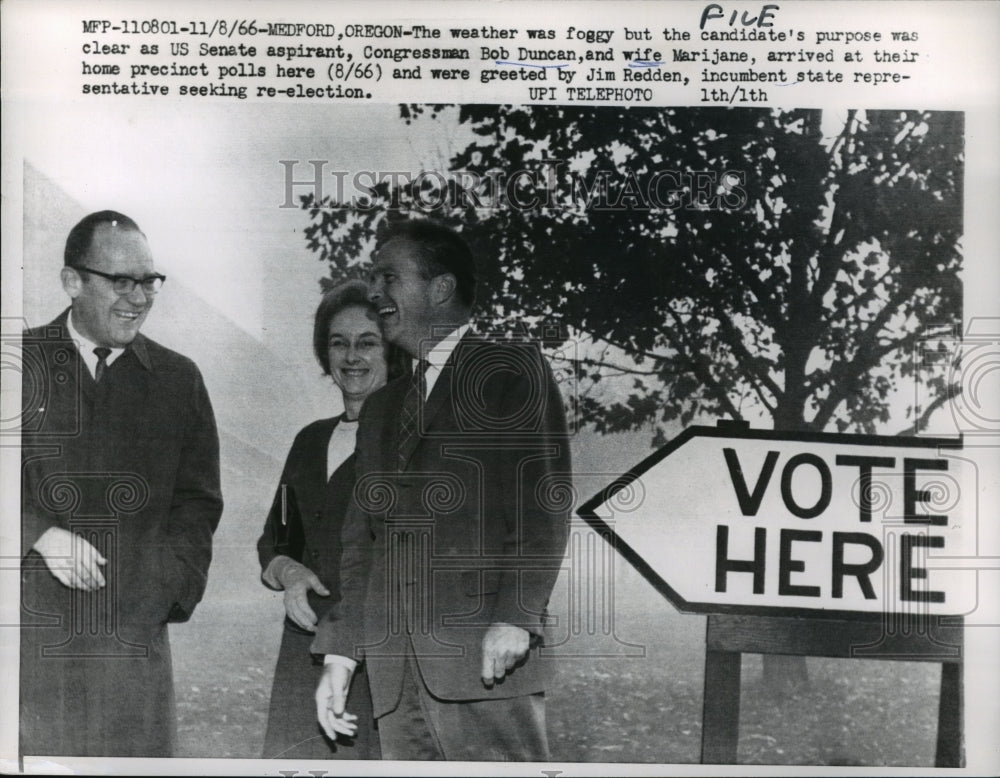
[
  {"x1": 125, "y1": 283, "x2": 150, "y2": 306},
  {"x1": 367, "y1": 279, "x2": 382, "y2": 302}
]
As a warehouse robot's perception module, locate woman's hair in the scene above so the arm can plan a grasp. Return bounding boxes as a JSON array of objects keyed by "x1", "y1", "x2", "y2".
[{"x1": 312, "y1": 279, "x2": 410, "y2": 380}]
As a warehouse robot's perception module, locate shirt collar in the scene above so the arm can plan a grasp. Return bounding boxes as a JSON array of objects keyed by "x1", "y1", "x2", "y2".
[
  {"x1": 417, "y1": 322, "x2": 472, "y2": 401},
  {"x1": 65, "y1": 308, "x2": 152, "y2": 372},
  {"x1": 420, "y1": 322, "x2": 473, "y2": 372},
  {"x1": 66, "y1": 309, "x2": 125, "y2": 373}
]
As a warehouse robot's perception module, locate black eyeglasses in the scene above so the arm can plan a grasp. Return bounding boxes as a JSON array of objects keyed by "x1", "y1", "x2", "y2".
[{"x1": 73, "y1": 266, "x2": 167, "y2": 296}]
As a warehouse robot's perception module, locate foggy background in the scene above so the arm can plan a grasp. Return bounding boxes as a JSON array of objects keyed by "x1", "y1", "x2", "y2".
[{"x1": 16, "y1": 105, "x2": 948, "y2": 765}]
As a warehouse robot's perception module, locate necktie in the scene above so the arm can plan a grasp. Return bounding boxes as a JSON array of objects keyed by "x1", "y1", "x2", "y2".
[
  {"x1": 397, "y1": 362, "x2": 427, "y2": 471},
  {"x1": 94, "y1": 347, "x2": 111, "y2": 382}
]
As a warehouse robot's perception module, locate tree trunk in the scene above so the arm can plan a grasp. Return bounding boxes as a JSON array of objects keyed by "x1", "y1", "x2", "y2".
[{"x1": 767, "y1": 264, "x2": 814, "y2": 695}]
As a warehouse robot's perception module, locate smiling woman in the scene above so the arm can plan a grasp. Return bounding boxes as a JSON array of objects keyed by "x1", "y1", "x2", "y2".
[
  {"x1": 326, "y1": 306, "x2": 389, "y2": 419},
  {"x1": 254, "y1": 279, "x2": 408, "y2": 759}
]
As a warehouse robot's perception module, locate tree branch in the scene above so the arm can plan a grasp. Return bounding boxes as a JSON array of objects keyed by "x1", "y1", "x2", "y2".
[
  {"x1": 810, "y1": 110, "x2": 858, "y2": 309},
  {"x1": 699, "y1": 293, "x2": 784, "y2": 404},
  {"x1": 724, "y1": 252, "x2": 785, "y2": 328},
  {"x1": 867, "y1": 326, "x2": 952, "y2": 366},
  {"x1": 664, "y1": 306, "x2": 743, "y2": 421},
  {"x1": 671, "y1": 257, "x2": 784, "y2": 407},
  {"x1": 895, "y1": 384, "x2": 959, "y2": 436},
  {"x1": 809, "y1": 285, "x2": 915, "y2": 429},
  {"x1": 566, "y1": 355, "x2": 660, "y2": 377},
  {"x1": 820, "y1": 265, "x2": 897, "y2": 333}
]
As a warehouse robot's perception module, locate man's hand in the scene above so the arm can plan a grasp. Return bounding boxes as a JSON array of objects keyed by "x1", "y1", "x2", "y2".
[
  {"x1": 481, "y1": 622, "x2": 530, "y2": 686},
  {"x1": 276, "y1": 558, "x2": 330, "y2": 632},
  {"x1": 316, "y1": 661, "x2": 358, "y2": 740},
  {"x1": 33, "y1": 527, "x2": 106, "y2": 591}
]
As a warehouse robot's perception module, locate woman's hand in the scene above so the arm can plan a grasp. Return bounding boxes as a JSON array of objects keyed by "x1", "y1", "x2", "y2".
[{"x1": 274, "y1": 557, "x2": 330, "y2": 631}]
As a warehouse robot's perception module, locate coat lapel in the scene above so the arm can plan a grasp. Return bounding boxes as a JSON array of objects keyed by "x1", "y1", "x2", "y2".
[
  {"x1": 398, "y1": 363, "x2": 452, "y2": 472},
  {"x1": 398, "y1": 334, "x2": 475, "y2": 471},
  {"x1": 47, "y1": 310, "x2": 97, "y2": 403},
  {"x1": 420, "y1": 360, "x2": 455, "y2": 438},
  {"x1": 383, "y1": 376, "x2": 412, "y2": 472},
  {"x1": 297, "y1": 418, "x2": 338, "y2": 516}
]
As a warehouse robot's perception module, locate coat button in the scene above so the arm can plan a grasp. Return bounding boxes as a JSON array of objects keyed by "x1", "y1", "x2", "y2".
[
  {"x1": 311, "y1": 550, "x2": 320, "y2": 558},
  {"x1": 314, "y1": 511, "x2": 321, "y2": 519}
]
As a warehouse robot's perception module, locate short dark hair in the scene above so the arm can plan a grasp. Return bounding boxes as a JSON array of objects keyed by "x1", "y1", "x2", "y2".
[
  {"x1": 313, "y1": 279, "x2": 410, "y2": 380},
  {"x1": 64, "y1": 210, "x2": 144, "y2": 267},
  {"x1": 377, "y1": 219, "x2": 477, "y2": 309}
]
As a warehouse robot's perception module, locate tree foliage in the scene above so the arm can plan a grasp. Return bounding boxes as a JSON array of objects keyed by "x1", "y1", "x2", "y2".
[{"x1": 302, "y1": 106, "x2": 962, "y2": 443}]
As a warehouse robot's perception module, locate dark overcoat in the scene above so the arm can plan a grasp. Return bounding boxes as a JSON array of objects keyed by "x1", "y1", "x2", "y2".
[
  {"x1": 256, "y1": 416, "x2": 377, "y2": 759},
  {"x1": 19, "y1": 310, "x2": 223, "y2": 757}
]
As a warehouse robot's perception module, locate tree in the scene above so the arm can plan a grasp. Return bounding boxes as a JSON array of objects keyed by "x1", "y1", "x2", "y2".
[{"x1": 301, "y1": 106, "x2": 963, "y2": 690}]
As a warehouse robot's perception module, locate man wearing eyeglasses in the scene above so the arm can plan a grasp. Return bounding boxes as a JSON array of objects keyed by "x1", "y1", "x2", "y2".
[{"x1": 19, "y1": 210, "x2": 223, "y2": 757}]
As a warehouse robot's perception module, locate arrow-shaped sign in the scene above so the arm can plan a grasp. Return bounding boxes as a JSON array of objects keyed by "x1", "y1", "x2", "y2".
[{"x1": 577, "y1": 424, "x2": 973, "y2": 620}]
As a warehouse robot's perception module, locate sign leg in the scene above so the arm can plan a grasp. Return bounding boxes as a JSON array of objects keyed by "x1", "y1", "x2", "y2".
[
  {"x1": 935, "y1": 660, "x2": 964, "y2": 767},
  {"x1": 700, "y1": 645, "x2": 741, "y2": 764}
]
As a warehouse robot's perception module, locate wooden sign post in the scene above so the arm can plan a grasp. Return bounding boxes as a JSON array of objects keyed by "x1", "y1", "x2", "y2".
[
  {"x1": 577, "y1": 421, "x2": 968, "y2": 767},
  {"x1": 700, "y1": 614, "x2": 963, "y2": 766}
]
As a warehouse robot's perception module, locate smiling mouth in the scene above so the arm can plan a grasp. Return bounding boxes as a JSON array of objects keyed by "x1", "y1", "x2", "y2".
[
  {"x1": 377, "y1": 305, "x2": 397, "y2": 319},
  {"x1": 114, "y1": 311, "x2": 141, "y2": 322},
  {"x1": 341, "y1": 368, "x2": 369, "y2": 376}
]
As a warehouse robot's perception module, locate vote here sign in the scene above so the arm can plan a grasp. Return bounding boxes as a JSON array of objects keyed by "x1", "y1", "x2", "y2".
[{"x1": 577, "y1": 425, "x2": 974, "y2": 619}]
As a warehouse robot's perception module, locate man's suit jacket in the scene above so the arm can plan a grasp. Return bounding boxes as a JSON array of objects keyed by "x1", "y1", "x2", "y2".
[
  {"x1": 313, "y1": 333, "x2": 571, "y2": 718},
  {"x1": 19, "y1": 309, "x2": 223, "y2": 756}
]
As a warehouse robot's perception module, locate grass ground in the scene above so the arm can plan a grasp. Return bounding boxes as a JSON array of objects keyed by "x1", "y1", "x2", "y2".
[{"x1": 170, "y1": 551, "x2": 942, "y2": 767}]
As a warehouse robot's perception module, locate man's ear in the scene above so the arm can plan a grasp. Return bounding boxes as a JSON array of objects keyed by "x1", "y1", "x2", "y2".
[
  {"x1": 432, "y1": 273, "x2": 457, "y2": 306},
  {"x1": 60, "y1": 266, "x2": 82, "y2": 299}
]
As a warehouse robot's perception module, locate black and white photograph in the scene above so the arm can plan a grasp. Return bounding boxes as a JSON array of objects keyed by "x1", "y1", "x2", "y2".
[{"x1": 2, "y1": 1, "x2": 998, "y2": 775}]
